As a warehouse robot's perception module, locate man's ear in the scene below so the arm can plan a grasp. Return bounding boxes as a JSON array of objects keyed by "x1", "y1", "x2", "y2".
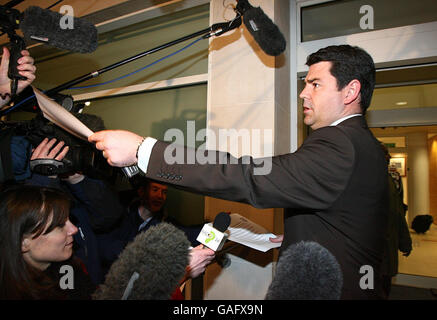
[{"x1": 343, "y1": 79, "x2": 361, "y2": 105}]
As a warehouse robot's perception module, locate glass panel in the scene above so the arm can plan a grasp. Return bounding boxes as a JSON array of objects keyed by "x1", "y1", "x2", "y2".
[
  {"x1": 369, "y1": 83, "x2": 437, "y2": 110},
  {"x1": 301, "y1": 0, "x2": 437, "y2": 42},
  {"x1": 83, "y1": 84, "x2": 207, "y2": 225}
]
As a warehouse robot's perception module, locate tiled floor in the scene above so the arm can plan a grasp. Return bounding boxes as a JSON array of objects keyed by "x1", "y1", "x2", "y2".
[
  {"x1": 389, "y1": 285, "x2": 437, "y2": 300},
  {"x1": 398, "y1": 223, "x2": 437, "y2": 278}
]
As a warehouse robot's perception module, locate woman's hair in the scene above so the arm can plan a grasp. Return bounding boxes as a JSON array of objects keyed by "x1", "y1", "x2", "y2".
[{"x1": 0, "y1": 185, "x2": 72, "y2": 299}]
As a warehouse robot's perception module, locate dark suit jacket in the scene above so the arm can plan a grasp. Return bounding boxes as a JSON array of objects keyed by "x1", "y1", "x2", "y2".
[{"x1": 144, "y1": 116, "x2": 388, "y2": 299}]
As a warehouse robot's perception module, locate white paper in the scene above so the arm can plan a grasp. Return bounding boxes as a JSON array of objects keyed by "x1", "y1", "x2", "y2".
[
  {"x1": 225, "y1": 213, "x2": 282, "y2": 252},
  {"x1": 33, "y1": 87, "x2": 94, "y2": 141}
]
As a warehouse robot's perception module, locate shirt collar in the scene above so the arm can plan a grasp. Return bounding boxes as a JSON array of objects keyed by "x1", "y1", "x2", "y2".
[
  {"x1": 138, "y1": 217, "x2": 153, "y2": 232},
  {"x1": 330, "y1": 114, "x2": 362, "y2": 126}
]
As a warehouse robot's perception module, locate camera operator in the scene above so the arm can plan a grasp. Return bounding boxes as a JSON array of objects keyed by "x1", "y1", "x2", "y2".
[
  {"x1": 25, "y1": 135, "x2": 126, "y2": 285},
  {"x1": 0, "y1": 47, "x2": 36, "y2": 107}
]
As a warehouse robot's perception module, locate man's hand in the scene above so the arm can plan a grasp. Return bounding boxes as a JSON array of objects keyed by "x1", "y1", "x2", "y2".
[
  {"x1": 269, "y1": 234, "x2": 283, "y2": 243},
  {"x1": 30, "y1": 138, "x2": 69, "y2": 179},
  {"x1": 185, "y1": 245, "x2": 215, "y2": 279},
  {"x1": 0, "y1": 47, "x2": 36, "y2": 103},
  {"x1": 402, "y1": 249, "x2": 411, "y2": 257},
  {"x1": 31, "y1": 138, "x2": 69, "y2": 161},
  {"x1": 88, "y1": 130, "x2": 144, "y2": 167}
]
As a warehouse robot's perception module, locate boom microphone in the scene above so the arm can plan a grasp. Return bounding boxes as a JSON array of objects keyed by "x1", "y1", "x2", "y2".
[
  {"x1": 236, "y1": 0, "x2": 286, "y2": 56},
  {"x1": 20, "y1": 6, "x2": 98, "y2": 53},
  {"x1": 93, "y1": 223, "x2": 190, "y2": 300},
  {"x1": 265, "y1": 241, "x2": 343, "y2": 300}
]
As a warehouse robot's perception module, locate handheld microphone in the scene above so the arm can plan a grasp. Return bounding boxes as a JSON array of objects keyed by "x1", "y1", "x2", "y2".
[
  {"x1": 20, "y1": 6, "x2": 98, "y2": 53},
  {"x1": 0, "y1": 5, "x2": 27, "y2": 98},
  {"x1": 7, "y1": 35, "x2": 27, "y2": 98},
  {"x1": 197, "y1": 212, "x2": 231, "y2": 252},
  {"x1": 235, "y1": 0, "x2": 286, "y2": 56},
  {"x1": 93, "y1": 223, "x2": 190, "y2": 300},
  {"x1": 265, "y1": 241, "x2": 343, "y2": 300}
]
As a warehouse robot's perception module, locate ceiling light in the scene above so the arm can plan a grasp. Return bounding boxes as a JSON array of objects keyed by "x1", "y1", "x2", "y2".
[{"x1": 396, "y1": 101, "x2": 407, "y2": 106}]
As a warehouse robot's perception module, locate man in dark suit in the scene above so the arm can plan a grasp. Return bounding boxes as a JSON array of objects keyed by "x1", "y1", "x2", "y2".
[{"x1": 89, "y1": 45, "x2": 388, "y2": 299}]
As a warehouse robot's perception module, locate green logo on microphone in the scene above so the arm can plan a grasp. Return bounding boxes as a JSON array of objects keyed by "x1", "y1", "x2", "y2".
[{"x1": 205, "y1": 231, "x2": 215, "y2": 243}]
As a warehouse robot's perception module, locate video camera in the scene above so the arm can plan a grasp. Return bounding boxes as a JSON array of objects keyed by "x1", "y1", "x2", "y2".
[{"x1": 0, "y1": 111, "x2": 116, "y2": 185}]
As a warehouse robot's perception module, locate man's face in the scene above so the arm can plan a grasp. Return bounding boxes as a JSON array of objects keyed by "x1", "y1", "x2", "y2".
[
  {"x1": 140, "y1": 182, "x2": 168, "y2": 213},
  {"x1": 299, "y1": 61, "x2": 348, "y2": 130}
]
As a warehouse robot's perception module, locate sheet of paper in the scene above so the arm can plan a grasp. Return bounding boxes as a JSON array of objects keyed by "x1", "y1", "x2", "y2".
[
  {"x1": 33, "y1": 87, "x2": 94, "y2": 141},
  {"x1": 225, "y1": 213, "x2": 282, "y2": 252}
]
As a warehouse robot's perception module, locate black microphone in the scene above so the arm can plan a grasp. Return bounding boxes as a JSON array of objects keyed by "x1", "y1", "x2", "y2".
[
  {"x1": 213, "y1": 211, "x2": 231, "y2": 234},
  {"x1": 93, "y1": 223, "x2": 190, "y2": 300},
  {"x1": 20, "y1": 6, "x2": 98, "y2": 53},
  {"x1": 7, "y1": 35, "x2": 27, "y2": 98},
  {"x1": 0, "y1": 4, "x2": 27, "y2": 97},
  {"x1": 265, "y1": 241, "x2": 343, "y2": 300},
  {"x1": 235, "y1": 0, "x2": 286, "y2": 56}
]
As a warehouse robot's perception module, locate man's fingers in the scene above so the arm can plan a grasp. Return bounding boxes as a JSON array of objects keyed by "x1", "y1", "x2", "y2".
[
  {"x1": 33, "y1": 138, "x2": 57, "y2": 158},
  {"x1": 55, "y1": 146, "x2": 69, "y2": 161},
  {"x1": 31, "y1": 138, "x2": 68, "y2": 160},
  {"x1": 47, "y1": 140, "x2": 64, "y2": 158},
  {"x1": 88, "y1": 130, "x2": 107, "y2": 144},
  {"x1": 0, "y1": 47, "x2": 10, "y2": 73},
  {"x1": 269, "y1": 234, "x2": 284, "y2": 243},
  {"x1": 95, "y1": 141, "x2": 106, "y2": 151},
  {"x1": 19, "y1": 71, "x2": 35, "y2": 81},
  {"x1": 30, "y1": 137, "x2": 48, "y2": 159},
  {"x1": 18, "y1": 50, "x2": 33, "y2": 62}
]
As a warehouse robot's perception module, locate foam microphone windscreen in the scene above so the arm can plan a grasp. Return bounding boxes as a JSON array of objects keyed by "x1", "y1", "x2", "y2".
[
  {"x1": 20, "y1": 6, "x2": 98, "y2": 53},
  {"x1": 243, "y1": 6, "x2": 286, "y2": 56},
  {"x1": 93, "y1": 223, "x2": 190, "y2": 300},
  {"x1": 265, "y1": 241, "x2": 343, "y2": 300}
]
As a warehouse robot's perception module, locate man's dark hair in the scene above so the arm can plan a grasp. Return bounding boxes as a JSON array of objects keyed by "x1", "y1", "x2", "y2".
[
  {"x1": 129, "y1": 175, "x2": 153, "y2": 190},
  {"x1": 306, "y1": 45, "x2": 376, "y2": 113}
]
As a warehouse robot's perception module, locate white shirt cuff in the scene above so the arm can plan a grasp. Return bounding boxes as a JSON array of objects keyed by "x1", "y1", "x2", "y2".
[{"x1": 137, "y1": 137, "x2": 158, "y2": 174}]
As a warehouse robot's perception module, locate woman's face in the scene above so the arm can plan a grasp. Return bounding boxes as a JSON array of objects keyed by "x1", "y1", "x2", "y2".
[{"x1": 22, "y1": 216, "x2": 78, "y2": 270}]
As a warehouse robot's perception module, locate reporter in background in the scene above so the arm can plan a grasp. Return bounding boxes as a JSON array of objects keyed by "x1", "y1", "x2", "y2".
[
  {"x1": 380, "y1": 144, "x2": 412, "y2": 298},
  {"x1": 0, "y1": 47, "x2": 36, "y2": 108},
  {"x1": 0, "y1": 185, "x2": 95, "y2": 299},
  {"x1": 99, "y1": 176, "x2": 215, "y2": 291}
]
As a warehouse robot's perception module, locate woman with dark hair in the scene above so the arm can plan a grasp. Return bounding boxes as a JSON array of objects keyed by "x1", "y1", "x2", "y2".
[{"x1": 0, "y1": 185, "x2": 96, "y2": 299}]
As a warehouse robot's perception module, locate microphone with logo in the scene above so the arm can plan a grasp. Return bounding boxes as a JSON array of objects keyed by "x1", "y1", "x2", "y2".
[
  {"x1": 196, "y1": 212, "x2": 232, "y2": 268},
  {"x1": 197, "y1": 212, "x2": 231, "y2": 252},
  {"x1": 93, "y1": 223, "x2": 190, "y2": 300},
  {"x1": 265, "y1": 241, "x2": 343, "y2": 300},
  {"x1": 235, "y1": 0, "x2": 286, "y2": 56}
]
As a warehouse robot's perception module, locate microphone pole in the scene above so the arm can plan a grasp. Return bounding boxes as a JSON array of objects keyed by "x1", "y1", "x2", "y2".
[
  {"x1": 4, "y1": 0, "x2": 25, "y2": 8},
  {"x1": 44, "y1": 18, "x2": 242, "y2": 97}
]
